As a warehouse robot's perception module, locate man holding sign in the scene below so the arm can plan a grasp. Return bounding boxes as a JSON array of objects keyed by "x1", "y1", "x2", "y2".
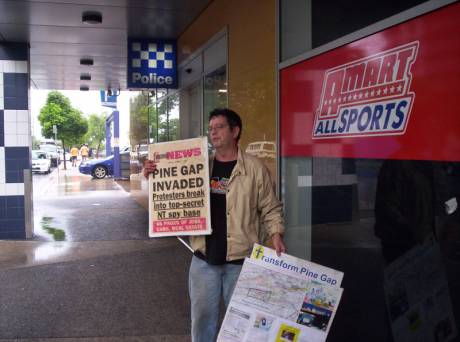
[{"x1": 145, "y1": 108, "x2": 286, "y2": 342}]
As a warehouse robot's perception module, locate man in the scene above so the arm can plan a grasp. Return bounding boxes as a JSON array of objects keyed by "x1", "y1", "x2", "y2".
[
  {"x1": 80, "y1": 144, "x2": 89, "y2": 162},
  {"x1": 70, "y1": 145, "x2": 79, "y2": 167},
  {"x1": 144, "y1": 108, "x2": 286, "y2": 342}
]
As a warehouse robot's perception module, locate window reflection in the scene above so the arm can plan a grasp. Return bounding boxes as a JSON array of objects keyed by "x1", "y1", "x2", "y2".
[
  {"x1": 156, "y1": 92, "x2": 179, "y2": 142},
  {"x1": 203, "y1": 65, "x2": 227, "y2": 133},
  {"x1": 282, "y1": 156, "x2": 460, "y2": 341}
]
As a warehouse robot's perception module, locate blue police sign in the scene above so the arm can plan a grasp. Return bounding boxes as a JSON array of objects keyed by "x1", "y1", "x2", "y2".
[
  {"x1": 100, "y1": 90, "x2": 117, "y2": 109},
  {"x1": 127, "y1": 39, "x2": 177, "y2": 89}
]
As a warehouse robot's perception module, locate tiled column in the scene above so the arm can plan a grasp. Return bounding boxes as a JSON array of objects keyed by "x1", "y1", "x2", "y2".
[{"x1": 0, "y1": 43, "x2": 31, "y2": 239}]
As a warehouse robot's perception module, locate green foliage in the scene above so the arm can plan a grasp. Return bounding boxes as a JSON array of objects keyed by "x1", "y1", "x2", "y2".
[
  {"x1": 84, "y1": 113, "x2": 106, "y2": 155},
  {"x1": 156, "y1": 93, "x2": 179, "y2": 142},
  {"x1": 129, "y1": 92, "x2": 179, "y2": 146},
  {"x1": 38, "y1": 91, "x2": 88, "y2": 148},
  {"x1": 129, "y1": 94, "x2": 149, "y2": 146},
  {"x1": 32, "y1": 136, "x2": 41, "y2": 149}
]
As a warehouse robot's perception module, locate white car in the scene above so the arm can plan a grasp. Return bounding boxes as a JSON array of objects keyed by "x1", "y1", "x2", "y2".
[
  {"x1": 39, "y1": 144, "x2": 60, "y2": 167},
  {"x1": 32, "y1": 150, "x2": 51, "y2": 174}
]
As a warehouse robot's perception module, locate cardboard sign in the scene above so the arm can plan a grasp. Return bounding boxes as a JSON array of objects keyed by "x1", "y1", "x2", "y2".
[{"x1": 148, "y1": 137, "x2": 211, "y2": 237}]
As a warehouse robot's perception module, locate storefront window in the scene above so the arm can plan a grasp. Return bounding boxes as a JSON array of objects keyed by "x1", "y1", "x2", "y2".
[
  {"x1": 203, "y1": 65, "x2": 227, "y2": 133},
  {"x1": 310, "y1": 157, "x2": 459, "y2": 341},
  {"x1": 280, "y1": 157, "x2": 312, "y2": 259},
  {"x1": 280, "y1": 0, "x2": 430, "y2": 62},
  {"x1": 282, "y1": 155, "x2": 460, "y2": 340},
  {"x1": 129, "y1": 92, "x2": 149, "y2": 147},
  {"x1": 155, "y1": 91, "x2": 179, "y2": 142}
]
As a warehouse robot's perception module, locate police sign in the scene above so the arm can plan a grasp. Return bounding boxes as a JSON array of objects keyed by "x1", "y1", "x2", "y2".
[{"x1": 127, "y1": 39, "x2": 177, "y2": 89}]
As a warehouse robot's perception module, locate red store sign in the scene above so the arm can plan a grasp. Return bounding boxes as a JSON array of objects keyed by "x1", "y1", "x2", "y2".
[{"x1": 280, "y1": 2, "x2": 460, "y2": 161}]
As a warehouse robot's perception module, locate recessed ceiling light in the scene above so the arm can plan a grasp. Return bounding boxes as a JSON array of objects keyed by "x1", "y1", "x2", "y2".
[
  {"x1": 80, "y1": 58, "x2": 94, "y2": 66},
  {"x1": 82, "y1": 11, "x2": 103, "y2": 25},
  {"x1": 80, "y1": 73, "x2": 91, "y2": 81},
  {"x1": 80, "y1": 85, "x2": 89, "y2": 91}
]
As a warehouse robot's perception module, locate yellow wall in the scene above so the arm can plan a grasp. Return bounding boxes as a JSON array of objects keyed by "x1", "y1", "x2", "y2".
[{"x1": 178, "y1": 0, "x2": 277, "y2": 151}]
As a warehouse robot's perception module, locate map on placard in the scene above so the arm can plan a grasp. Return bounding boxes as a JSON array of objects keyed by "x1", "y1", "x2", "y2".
[
  {"x1": 232, "y1": 259, "x2": 341, "y2": 324},
  {"x1": 218, "y1": 248, "x2": 344, "y2": 342}
]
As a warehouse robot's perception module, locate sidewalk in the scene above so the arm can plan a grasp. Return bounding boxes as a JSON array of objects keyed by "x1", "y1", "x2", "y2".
[{"x1": 0, "y1": 165, "x2": 192, "y2": 341}]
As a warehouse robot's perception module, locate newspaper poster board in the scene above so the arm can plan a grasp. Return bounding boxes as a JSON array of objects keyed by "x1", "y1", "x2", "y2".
[
  {"x1": 383, "y1": 241, "x2": 457, "y2": 342},
  {"x1": 218, "y1": 244, "x2": 344, "y2": 342},
  {"x1": 148, "y1": 137, "x2": 211, "y2": 237}
]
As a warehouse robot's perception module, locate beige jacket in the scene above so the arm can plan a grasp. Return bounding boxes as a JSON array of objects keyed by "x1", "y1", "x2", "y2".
[{"x1": 190, "y1": 148, "x2": 285, "y2": 261}]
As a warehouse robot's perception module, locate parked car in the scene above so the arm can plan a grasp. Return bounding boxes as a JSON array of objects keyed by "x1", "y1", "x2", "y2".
[
  {"x1": 31, "y1": 150, "x2": 51, "y2": 174},
  {"x1": 39, "y1": 143, "x2": 60, "y2": 166},
  {"x1": 79, "y1": 151, "x2": 129, "y2": 179},
  {"x1": 138, "y1": 144, "x2": 149, "y2": 159}
]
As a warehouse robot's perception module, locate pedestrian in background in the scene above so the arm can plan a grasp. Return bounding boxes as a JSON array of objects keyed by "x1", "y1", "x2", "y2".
[
  {"x1": 80, "y1": 144, "x2": 89, "y2": 162},
  {"x1": 70, "y1": 146, "x2": 79, "y2": 167}
]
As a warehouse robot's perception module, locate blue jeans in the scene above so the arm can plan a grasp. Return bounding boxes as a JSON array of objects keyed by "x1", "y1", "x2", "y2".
[{"x1": 189, "y1": 255, "x2": 243, "y2": 342}]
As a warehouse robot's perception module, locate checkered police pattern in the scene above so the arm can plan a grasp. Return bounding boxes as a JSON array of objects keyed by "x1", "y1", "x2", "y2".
[
  {"x1": 131, "y1": 42, "x2": 174, "y2": 70},
  {"x1": 0, "y1": 49, "x2": 30, "y2": 239}
]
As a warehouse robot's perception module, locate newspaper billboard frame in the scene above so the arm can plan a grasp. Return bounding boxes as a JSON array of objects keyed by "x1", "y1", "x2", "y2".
[{"x1": 148, "y1": 137, "x2": 211, "y2": 237}]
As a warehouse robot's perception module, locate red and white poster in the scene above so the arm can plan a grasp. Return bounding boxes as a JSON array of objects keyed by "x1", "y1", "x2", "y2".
[
  {"x1": 148, "y1": 137, "x2": 211, "y2": 237},
  {"x1": 280, "y1": 2, "x2": 460, "y2": 161}
]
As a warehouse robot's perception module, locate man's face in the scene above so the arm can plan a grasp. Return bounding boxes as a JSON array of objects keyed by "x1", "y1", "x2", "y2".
[{"x1": 208, "y1": 115, "x2": 239, "y2": 150}]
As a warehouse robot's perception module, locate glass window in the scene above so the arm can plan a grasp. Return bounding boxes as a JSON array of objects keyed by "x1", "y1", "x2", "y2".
[
  {"x1": 282, "y1": 155, "x2": 460, "y2": 340},
  {"x1": 280, "y1": 0, "x2": 430, "y2": 62},
  {"x1": 155, "y1": 91, "x2": 180, "y2": 142},
  {"x1": 129, "y1": 92, "x2": 149, "y2": 147},
  {"x1": 203, "y1": 65, "x2": 227, "y2": 133},
  {"x1": 179, "y1": 80, "x2": 202, "y2": 140}
]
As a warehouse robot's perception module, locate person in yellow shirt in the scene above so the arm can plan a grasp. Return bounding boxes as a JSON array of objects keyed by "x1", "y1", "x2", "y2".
[
  {"x1": 80, "y1": 144, "x2": 89, "y2": 162},
  {"x1": 70, "y1": 146, "x2": 79, "y2": 167}
]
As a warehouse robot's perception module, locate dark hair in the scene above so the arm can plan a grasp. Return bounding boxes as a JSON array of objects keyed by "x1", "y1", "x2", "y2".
[{"x1": 209, "y1": 108, "x2": 242, "y2": 141}]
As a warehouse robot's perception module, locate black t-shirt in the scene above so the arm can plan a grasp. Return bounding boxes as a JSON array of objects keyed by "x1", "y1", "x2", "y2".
[{"x1": 205, "y1": 159, "x2": 237, "y2": 265}]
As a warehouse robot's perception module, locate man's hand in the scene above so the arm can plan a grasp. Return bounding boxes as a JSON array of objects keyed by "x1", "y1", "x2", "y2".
[
  {"x1": 143, "y1": 159, "x2": 157, "y2": 179},
  {"x1": 271, "y1": 233, "x2": 286, "y2": 256}
]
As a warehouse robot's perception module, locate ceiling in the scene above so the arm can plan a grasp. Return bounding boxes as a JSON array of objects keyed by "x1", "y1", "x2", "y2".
[{"x1": 0, "y1": 0, "x2": 212, "y2": 91}]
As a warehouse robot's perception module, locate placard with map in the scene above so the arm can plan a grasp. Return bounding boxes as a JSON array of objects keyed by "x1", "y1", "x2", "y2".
[{"x1": 218, "y1": 245, "x2": 344, "y2": 342}]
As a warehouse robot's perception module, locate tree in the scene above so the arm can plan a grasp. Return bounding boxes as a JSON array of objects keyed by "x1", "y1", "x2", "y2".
[
  {"x1": 129, "y1": 93, "x2": 149, "y2": 147},
  {"x1": 38, "y1": 91, "x2": 88, "y2": 169},
  {"x1": 32, "y1": 136, "x2": 41, "y2": 149},
  {"x1": 129, "y1": 92, "x2": 180, "y2": 149},
  {"x1": 84, "y1": 113, "x2": 106, "y2": 158},
  {"x1": 156, "y1": 93, "x2": 179, "y2": 142}
]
